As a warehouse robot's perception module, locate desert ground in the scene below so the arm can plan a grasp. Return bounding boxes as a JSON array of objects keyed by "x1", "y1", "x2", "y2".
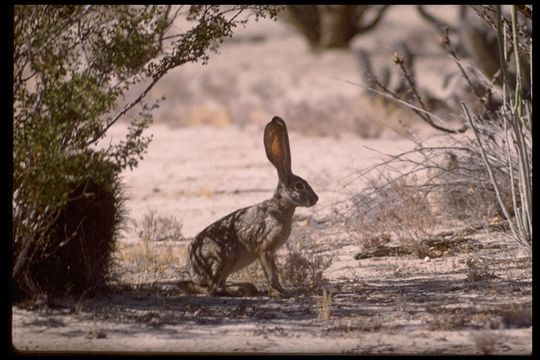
[{"x1": 12, "y1": 5, "x2": 532, "y2": 355}]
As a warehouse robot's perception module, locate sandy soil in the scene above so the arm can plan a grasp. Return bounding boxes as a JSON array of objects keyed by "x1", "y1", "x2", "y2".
[
  {"x1": 11, "y1": 123, "x2": 532, "y2": 355},
  {"x1": 12, "y1": 5, "x2": 532, "y2": 355}
]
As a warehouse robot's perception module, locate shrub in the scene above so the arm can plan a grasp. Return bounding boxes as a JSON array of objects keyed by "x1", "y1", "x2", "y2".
[
  {"x1": 431, "y1": 149, "x2": 514, "y2": 226},
  {"x1": 13, "y1": 153, "x2": 124, "y2": 300},
  {"x1": 130, "y1": 210, "x2": 184, "y2": 243},
  {"x1": 12, "y1": 5, "x2": 280, "y2": 301},
  {"x1": 350, "y1": 174, "x2": 437, "y2": 258},
  {"x1": 344, "y1": 5, "x2": 531, "y2": 252},
  {"x1": 277, "y1": 222, "x2": 333, "y2": 294},
  {"x1": 279, "y1": 246, "x2": 332, "y2": 293}
]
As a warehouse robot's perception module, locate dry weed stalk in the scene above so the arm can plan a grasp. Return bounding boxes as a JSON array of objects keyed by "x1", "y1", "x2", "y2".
[{"x1": 319, "y1": 288, "x2": 332, "y2": 321}]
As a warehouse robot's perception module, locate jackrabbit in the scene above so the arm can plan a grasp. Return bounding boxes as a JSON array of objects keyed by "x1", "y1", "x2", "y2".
[{"x1": 182, "y1": 116, "x2": 318, "y2": 297}]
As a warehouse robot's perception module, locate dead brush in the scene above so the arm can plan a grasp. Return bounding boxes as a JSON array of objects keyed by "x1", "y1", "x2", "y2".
[
  {"x1": 349, "y1": 173, "x2": 437, "y2": 258},
  {"x1": 130, "y1": 210, "x2": 184, "y2": 243},
  {"x1": 277, "y1": 222, "x2": 333, "y2": 295},
  {"x1": 338, "y1": 5, "x2": 531, "y2": 255},
  {"x1": 430, "y1": 150, "x2": 514, "y2": 227},
  {"x1": 278, "y1": 246, "x2": 332, "y2": 294},
  {"x1": 117, "y1": 210, "x2": 187, "y2": 280}
]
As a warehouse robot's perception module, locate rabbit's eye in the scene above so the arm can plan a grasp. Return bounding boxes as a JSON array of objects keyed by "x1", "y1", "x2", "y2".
[{"x1": 294, "y1": 181, "x2": 305, "y2": 191}]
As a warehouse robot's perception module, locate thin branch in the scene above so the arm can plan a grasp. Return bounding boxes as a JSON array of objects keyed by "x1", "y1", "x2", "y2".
[
  {"x1": 416, "y1": 5, "x2": 457, "y2": 35},
  {"x1": 392, "y1": 52, "x2": 434, "y2": 128},
  {"x1": 356, "y1": 5, "x2": 390, "y2": 33},
  {"x1": 343, "y1": 145, "x2": 474, "y2": 187},
  {"x1": 85, "y1": 74, "x2": 161, "y2": 146},
  {"x1": 326, "y1": 75, "x2": 468, "y2": 134}
]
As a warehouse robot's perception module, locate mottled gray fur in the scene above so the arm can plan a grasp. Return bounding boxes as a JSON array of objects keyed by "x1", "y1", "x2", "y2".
[{"x1": 183, "y1": 116, "x2": 318, "y2": 297}]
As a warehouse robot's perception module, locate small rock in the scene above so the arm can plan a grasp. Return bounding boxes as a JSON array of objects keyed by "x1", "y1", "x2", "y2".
[{"x1": 424, "y1": 256, "x2": 431, "y2": 262}]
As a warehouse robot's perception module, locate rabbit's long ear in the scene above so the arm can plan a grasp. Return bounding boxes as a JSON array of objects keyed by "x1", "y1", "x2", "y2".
[{"x1": 264, "y1": 116, "x2": 292, "y2": 183}]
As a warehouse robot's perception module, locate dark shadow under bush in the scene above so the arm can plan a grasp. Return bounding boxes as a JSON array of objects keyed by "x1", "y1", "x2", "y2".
[{"x1": 13, "y1": 154, "x2": 124, "y2": 302}]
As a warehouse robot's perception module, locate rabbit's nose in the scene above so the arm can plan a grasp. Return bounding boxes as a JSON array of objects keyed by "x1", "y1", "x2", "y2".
[{"x1": 312, "y1": 193, "x2": 319, "y2": 204}]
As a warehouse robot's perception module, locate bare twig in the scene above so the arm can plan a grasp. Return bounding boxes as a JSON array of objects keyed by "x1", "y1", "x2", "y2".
[
  {"x1": 416, "y1": 5, "x2": 457, "y2": 35},
  {"x1": 327, "y1": 75, "x2": 468, "y2": 134},
  {"x1": 85, "y1": 75, "x2": 162, "y2": 146},
  {"x1": 356, "y1": 5, "x2": 390, "y2": 33}
]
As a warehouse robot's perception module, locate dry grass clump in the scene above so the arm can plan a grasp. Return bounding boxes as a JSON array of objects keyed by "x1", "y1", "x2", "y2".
[
  {"x1": 277, "y1": 222, "x2": 333, "y2": 294},
  {"x1": 116, "y1": 241, "x2": 188, "y2": 277},
  {"x1": 115, "y1": 211, "x2": 187, "y2": 282},
  {"x1": 130, "y1": 210, "x2": 184, "y2": 243},
  {"x1": 429, "y1": 149, "x2": 514, "y2": 227},
  {"x1": 471, "y1": 331, "x2": 498, "y2": 355},
  {"x1": 278, "y1": 246, "x2": 332, "y2": 294},
  {"x1": 349, "y1": 173, "x2": 437, "y2": 258}
]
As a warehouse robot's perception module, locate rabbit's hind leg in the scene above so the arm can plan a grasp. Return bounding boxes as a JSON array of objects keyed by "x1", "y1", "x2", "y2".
[{"x1": 207, "y1": 264, "x2": 258, "y2": 297}]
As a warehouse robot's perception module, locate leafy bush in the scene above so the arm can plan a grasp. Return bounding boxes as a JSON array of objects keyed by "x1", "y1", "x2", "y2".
[
  {"x1": 13, "y1": 5, "x2": 280, "y2": 301},
  {"x1": 13, "y1": 153, "x2": 124, "y2": 299}
]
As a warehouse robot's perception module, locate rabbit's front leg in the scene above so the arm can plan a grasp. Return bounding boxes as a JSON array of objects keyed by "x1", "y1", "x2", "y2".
[{"x1": 258, "y1": 251, "x2": 288, "y2": 296}]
